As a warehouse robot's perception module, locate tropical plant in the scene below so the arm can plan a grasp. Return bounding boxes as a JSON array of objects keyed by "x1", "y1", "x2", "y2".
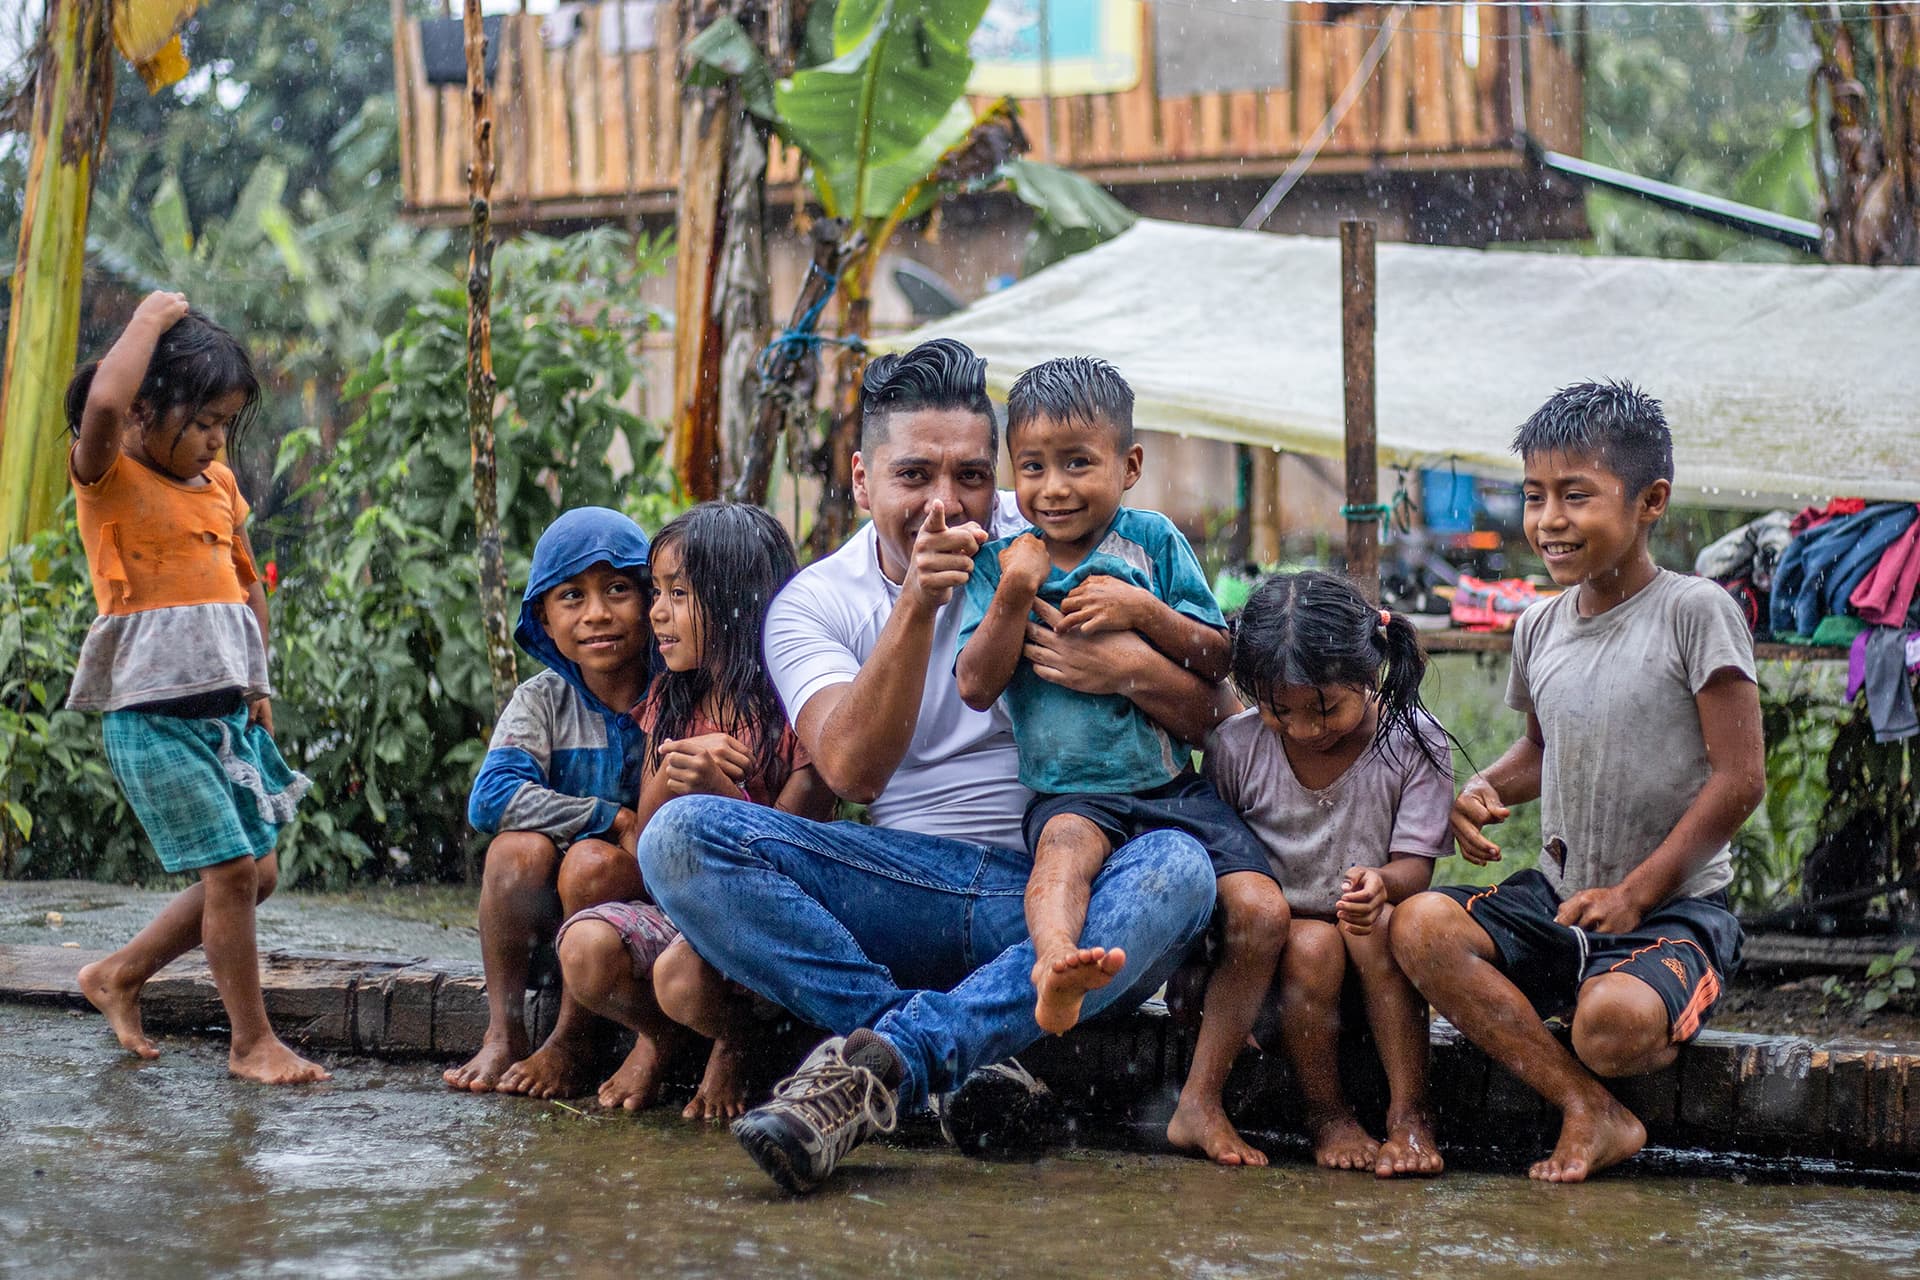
[{"x1": 687, "y1": 0, "x2": 1136, "y2": 542}]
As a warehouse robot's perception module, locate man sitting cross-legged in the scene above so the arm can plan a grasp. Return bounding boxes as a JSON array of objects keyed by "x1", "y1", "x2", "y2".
[{"x1": 636, "y1": 338, "x2": 1226, "y2": 1193}]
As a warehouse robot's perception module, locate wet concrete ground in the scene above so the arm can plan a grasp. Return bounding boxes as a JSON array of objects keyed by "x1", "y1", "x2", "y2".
[
  {"x1": 7, "y1": 1004, "x2": 1920, "y2": 1279},
  {"x1": 0, "y1": 880, "x2": 481, "y2": 963}
]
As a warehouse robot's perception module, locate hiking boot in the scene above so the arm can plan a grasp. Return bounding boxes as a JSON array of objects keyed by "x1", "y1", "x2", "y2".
[
  {"x1": 933, "y1": 1058, "x2": 1066, "y2": 1156},
  {"x1": 732, "y1": 1029, "x2": 902, "y2": 1194}
]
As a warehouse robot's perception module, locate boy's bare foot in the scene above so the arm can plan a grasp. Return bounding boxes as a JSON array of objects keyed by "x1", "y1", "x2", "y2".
[
  {"x1": 230, "y1": 1038, "x2": 331, "y2": 1085},
  {"x1": 1308, "y1": 1111, "x2": 1381, "y2": 1172},
  {"x1": 1031, "y1": 945, "x2": 1126, "y2": 1035},
  {"x1": 496, "y1": 1041, "x2": 593, "y2": 1100},
  {"x1": 1529, "y1": 1096, "x2": 1646, "y2": 1183},
  {"x1": 78, "y1": 959, "x2": 159, "y2": 1060},
  {"x1": 596, "y1": 1038, "x2": 669, "y2": 1112},
  {"x1": 1167, "y1": 1093, "x2": 1268, "y2": 1167},
  {"x1": 1375, "y1": 1109, "x2": 1445, "y2": 1178},
  {"x1": 443, "y1": 1033, "x2": 526, "y2": 1092},
  {"x1": 684, "y1": 1039, "x2": 749, "y2": 1121}
]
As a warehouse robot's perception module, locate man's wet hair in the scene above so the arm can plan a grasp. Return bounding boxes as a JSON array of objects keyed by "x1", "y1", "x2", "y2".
[
  {"x1": 1005, "y1": 355, "x2": 1134, "y2": 448},
  {"x1": 858, "y1": 338, "x2": 995, "y2": 455},
  {"x1": 1511, "y1": 379, "x2": 1673, "y2": 497}
]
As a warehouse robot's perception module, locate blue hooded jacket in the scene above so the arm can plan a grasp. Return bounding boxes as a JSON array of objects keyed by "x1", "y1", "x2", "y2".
[{"x1": 467, "y1": 507, "x2": 652, "y2": 843}]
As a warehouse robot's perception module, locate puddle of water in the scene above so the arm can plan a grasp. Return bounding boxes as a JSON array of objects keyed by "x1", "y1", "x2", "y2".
[{"x1": 6, "y1": 1004, "x2": 1920, "y2": 1279}]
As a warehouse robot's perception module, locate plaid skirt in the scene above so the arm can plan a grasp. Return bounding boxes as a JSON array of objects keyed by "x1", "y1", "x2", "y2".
[{"x1": 102, "y1": 706, "x2": 311, "y2": 874}]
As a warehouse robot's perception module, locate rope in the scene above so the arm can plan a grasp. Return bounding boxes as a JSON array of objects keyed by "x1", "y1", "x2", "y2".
[{"x1": 756, "y1": 262, "x2": 865, "y2": 384}]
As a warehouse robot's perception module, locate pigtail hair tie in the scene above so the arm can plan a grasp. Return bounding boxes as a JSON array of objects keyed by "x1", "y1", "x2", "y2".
[{"x1": 1376, "y1": 607, "x2": 1391, "y2": 640}]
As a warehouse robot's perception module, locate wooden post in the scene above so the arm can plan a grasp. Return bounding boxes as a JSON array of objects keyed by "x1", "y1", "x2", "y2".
[
  {"x1": 465, "y1": 0, "x2": 517, "y2": 718},
  {"x1": 1341, "y1": 218, "x2": 1379, "y2": 603}
]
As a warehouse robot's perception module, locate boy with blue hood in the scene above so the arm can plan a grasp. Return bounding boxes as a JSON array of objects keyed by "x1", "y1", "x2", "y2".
[{"x1": 445, "y1": 507, "x2": 656, "y2": 1098}]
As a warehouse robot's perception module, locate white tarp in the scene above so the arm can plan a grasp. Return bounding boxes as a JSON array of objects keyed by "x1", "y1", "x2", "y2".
[{"x1": 889, "y1": 220, "x2": 1920, "y2": 509}]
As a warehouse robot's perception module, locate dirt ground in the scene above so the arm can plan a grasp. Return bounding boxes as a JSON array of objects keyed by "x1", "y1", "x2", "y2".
[{"x1": 1716, "y1": 970, "x2": 1920, "y2": 1043}]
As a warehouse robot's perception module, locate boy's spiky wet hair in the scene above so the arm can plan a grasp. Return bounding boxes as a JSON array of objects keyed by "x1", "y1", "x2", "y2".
[
  {"x1": 1511, "y1": 379, "x2": 1673, "y2": 497},
  {"x1": 857, "y1": 337, "x2": 995, "y2": 455},
  {"x1": 1005, "y1": 355, "x2": 1134, "y2": 448}
]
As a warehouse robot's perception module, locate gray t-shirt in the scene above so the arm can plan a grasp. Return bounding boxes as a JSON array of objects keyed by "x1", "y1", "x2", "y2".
[
  {"x1": 1507, "y1": 569, "x2": 1757, "y2": 902},
  {"x1": 1203, "y1": 707, "x2": 1454, "y2": 917}
]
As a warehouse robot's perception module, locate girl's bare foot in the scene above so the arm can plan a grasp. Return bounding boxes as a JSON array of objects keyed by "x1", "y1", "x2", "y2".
[
  {"x1": 684, "y1": 1039, "x2": 749, "y2": 1121},
  {"x1": 230, "y1": 1037, "x2": 331, "y2": 1084},
  {"x1": 496, "y1": 1041, "x2": 594, "y2": 1100},
  {"x1": 1167, "y1": 1093, "x2": 1268, "y2": 1167},
  {"x1": 597, "y1": 1038, "x2": 669, "y2": 1112},
  {"x1": 78, "y1": 959, "x2": 159, "y2": 1059},
  {"x1": 1032, "y1": 945, "x2": 1127, "y2": 1035},
  {"x1": 1529, "y1": 1096, "x2": 1646, "y2": 1183},
  {"x1": 443, "y1": 1033, "x2": 526, "y2": 1092},
  {"x1": 1375, "y1": 1109, "x2": 1445, "y2": 1178},
  {"x1": 1308, "y1": 1111, "x2": 1381, "y2": 1172}
]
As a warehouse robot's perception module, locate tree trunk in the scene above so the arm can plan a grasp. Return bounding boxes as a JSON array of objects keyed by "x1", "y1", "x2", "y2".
[
  {"x1": 464, "y1": 0, "x2": 517, "y2": 718},
  {"x1": 804, "y1": 256, "x2": 871, "y2": 561},
  {"x1": 0, "y1": 0, "x2": 114, "y2": 552},
  {"x1": 1808, "y1": 4, "x2": 1920, "y2": 265},
  {"x1": 670, "y1": 0, "x2": 736, "y2": 503},
  {"x1": 715, "y1": 114, "x2": 771, "y2": 496}
]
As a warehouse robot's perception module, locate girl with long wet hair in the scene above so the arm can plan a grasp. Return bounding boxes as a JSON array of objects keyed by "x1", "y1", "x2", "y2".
[{"x1": 557, "y1": 501, "x2": 835, "y2": 1119}]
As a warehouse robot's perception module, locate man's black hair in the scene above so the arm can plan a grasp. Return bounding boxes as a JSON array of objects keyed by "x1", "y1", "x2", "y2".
[
  {"x1": 1511, "y1": 379, "x2": 1674, "y2": 497},
  {"x1": 858, "y1": 338, "x2": 995, "y2": 455},
  {"x1": 1005, "y1": 355, "x2": 1134, "y2": 448}
]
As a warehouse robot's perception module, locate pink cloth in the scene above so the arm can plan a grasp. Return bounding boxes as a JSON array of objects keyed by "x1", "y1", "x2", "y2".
[{"x1": 1849, "y1": 508, "x2": 1920, "y2": 626}]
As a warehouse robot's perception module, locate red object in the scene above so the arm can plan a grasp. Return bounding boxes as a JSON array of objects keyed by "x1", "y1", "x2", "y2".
[
  {"x1": 1788, "y1": 497, "x2": 1867, "y2": 536},
  {"x1": 1450, "y1": 576, "x2": 1545, "y2": 631},
  {"x1": 263, "y1": 560, "x2": 279, "y2": 593}
]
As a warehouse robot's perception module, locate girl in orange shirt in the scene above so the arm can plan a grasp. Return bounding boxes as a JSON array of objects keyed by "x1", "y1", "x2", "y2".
[{"x1": 69, "y1": 291, "x2": 327, "y2": 1085}]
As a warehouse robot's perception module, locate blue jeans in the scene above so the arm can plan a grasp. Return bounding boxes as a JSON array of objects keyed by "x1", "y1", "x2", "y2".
[{"x1": 637, "y1": 794, "x2": 1216, "y2": 1109}]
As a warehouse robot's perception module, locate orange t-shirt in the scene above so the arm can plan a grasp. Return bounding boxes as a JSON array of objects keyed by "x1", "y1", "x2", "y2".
[{"x1": 73, "y1": 453, "x2": 259, "y2": 616}]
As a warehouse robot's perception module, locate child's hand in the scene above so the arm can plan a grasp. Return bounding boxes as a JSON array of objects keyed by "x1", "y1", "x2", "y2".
[
  {"x1": 611, "y1": 806, "x2": 642, "y2": 854},
  {"x1": 1336, "y1": 866, "x2": 1387, "y2": 935},
  {"x1": 659, "y1": 733, "x2": 752, "y2": 799},
  {"x1": 999, "y1": 532, "x2": 1050, "y2": 595},
  {"x1": 134, "y1": 291, "x2": 190, "y2": 331},
  {"x1": 1449, "y1": 776, "x2": 1509, "y2": 865},
  {"x1": 247, "y1": 696, "x2": 276, "y2": 738},
  {"x1": 1058, "y1": 575, "x2": 1153, "y2": 635}
]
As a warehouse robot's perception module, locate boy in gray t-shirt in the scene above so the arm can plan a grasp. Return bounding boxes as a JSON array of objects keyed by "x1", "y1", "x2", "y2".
[{"x1": 1390, "y1": 381, "x2": 1764, "y2": 1187}]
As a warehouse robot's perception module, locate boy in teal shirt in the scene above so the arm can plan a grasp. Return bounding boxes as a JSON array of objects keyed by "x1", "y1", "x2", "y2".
[{"x1": 957, "y1": 357, "x2": 1276, "y2": 1047}]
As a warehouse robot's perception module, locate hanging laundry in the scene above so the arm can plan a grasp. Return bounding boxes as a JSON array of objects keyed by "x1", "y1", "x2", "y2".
[
  {"x1": 1769, "y1": 503, "x2": 1919, "y2": 639},
  {"x1": 1864, "y1": 628, "x2": 1920, "y2": 743},
  {"x1": 1848, "y1": 507, "x2": 1920, "y2": 627}
]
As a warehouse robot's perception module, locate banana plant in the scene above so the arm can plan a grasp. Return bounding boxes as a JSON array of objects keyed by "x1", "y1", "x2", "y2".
[{"x1": 687, "y1": 0, "x2": 1134, "y2": 543}]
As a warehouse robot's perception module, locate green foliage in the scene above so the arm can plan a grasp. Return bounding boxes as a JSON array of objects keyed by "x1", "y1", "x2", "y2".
[
  {"x1": 776, "y1": 0, "x2": 990, "y2": 220},
  {"x1": 0, "y1": 230, "x2": 677, "y2": 887},
  {"x1": 1823, "y1": 945, "x2": 1918, "y2": 1018},
  {"x1": 1729, "y1": 661, "x2": 1847, "y2": 912},
  {"x1": 1582, "y1": 10, "x2": 1820, "y2": 262},
  {"x1": 265, "y1": 229, "x2": 676, "y2": 886},
  {"x1": 1000, "y1": 158, "x2": 1139, "y2": 274},
  {"x1": 0, "y1": 517, "x2": 145, "y2": 881}
]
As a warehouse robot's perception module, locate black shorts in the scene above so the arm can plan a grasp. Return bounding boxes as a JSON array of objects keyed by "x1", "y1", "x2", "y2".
[
  {"x1": 1023, "y1": 771, "x2": 1275, "y2": 883},
  {"x1": 1433, "y1": 868, "x2": 1743, "y2": 1043}
]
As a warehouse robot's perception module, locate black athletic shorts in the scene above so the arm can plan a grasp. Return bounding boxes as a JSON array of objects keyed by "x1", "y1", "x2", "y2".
[
  {"x1": 1433, "y1": 868, "x2": 1743, "y2": 1043},
  {"x1": 1023, "y1": 770, "x2": 1276, "y2": 883}
]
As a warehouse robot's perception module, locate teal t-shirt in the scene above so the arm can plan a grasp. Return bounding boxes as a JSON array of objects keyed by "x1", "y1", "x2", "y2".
[{"x1": 957, "y1": 507, "x2": 1224, "y2": 796}]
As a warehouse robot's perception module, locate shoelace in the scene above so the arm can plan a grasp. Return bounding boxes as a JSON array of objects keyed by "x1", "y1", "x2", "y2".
[{"x1": 772, "y1": 1052, "x2": 900, "y2": 1141}]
